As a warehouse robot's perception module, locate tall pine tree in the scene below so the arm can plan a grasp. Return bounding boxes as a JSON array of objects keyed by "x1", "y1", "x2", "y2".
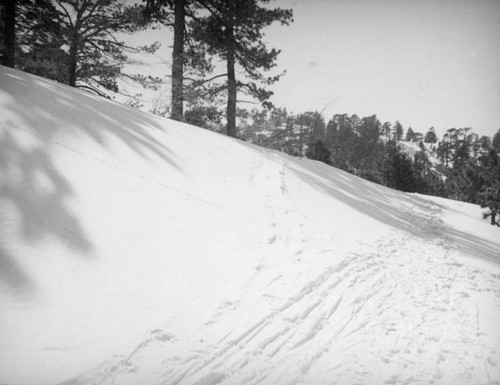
[
  {"x1": 0, "y1": 0, "x2": 16, "y2": 67},
  {"x1": 55, "y1": 0, "x2": 158, "y2": 93},
  {"x1": 191, "y1": 0, "x2": 292, "y2": 137}
]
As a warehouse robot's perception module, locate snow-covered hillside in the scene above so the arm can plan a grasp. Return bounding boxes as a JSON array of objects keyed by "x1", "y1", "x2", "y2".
[
  {"x1": 1, "y1": 66, "x2": 499, "y2": 385},
  {"x1": 399, "y1": 140, "x2": 439, "y2": 163}
]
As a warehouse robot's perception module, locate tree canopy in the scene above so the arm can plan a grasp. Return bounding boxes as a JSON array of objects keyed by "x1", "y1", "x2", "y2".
[
  {"x1": 190, "y1": 0, "x2": 292, "y2": 137},
  {"x1": 1, "y1": 0, "x2": 158, "y2": 96}
]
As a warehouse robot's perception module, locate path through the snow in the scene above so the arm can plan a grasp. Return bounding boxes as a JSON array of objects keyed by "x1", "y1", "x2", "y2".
[{"x1": 63, "y1": 160, "x2": 500, "y2": 385}]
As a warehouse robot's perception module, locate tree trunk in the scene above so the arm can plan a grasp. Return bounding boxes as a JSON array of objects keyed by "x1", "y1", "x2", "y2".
[
  {"x1": 170, "y1": 0, "x2": 185, "y2": 121},
  {"x1": 2, "y1": 0, "x2": 16, "y2": 67},
  {"x1": 68, "y1": 28, "x2": 79, "y2": 87},
  {"x1": 224, "y1": 0, "x2": 237, "y2": 138},
  {"x1": 226, "y1": 41, "x2": 237, "y2": 138},
  {"x1": 299, "y1": 122, "x2": 304, "y2": 155}
]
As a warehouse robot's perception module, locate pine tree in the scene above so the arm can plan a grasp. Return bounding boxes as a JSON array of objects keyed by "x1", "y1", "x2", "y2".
[
  {"x1": 306, "y1": 139, "x2": 331, "y2": 165},
  {"x1": 170, "y1": 0, "x2": 186, "y2": 120},
  {"x1": 437, "y1": 130, "x2": 454, "y2": 167},
  {"x1": 55, "y1": 0, "x2": 158, "y2": 94},
  {"x1": 357, "y1": 115, "x2": 380, "y2": 142},
  {"x1": 301, "y1": 111, "x2": 325, "y2": 145},
  {"x1": 393, "y1": 120, "x2": 404, "y2": 142},
  {"x1": 1, "y1": 0, "x2": 64, "y2": 77},
  {"x1": 191, "y1": 0, "x2": 292, "y2": 137},
  {"x1": 184, "y1": 104, "x2": 223, "y2": 130},
  {"x1": 382, "y1": 121, "x2": 391, "y2": 141},
  {"x1": 424, "y1": 127, "x2": 437, "y2": 143},
  {"x1": 19, "y1": 1, "x2": 67, "y2": 82},
  {"x1": 478, "y1": 149, "x2": 500, "y2": 226},
  {"x1": 452, "y1": 139, "x2": 470, "y2": 169},
  {"x1": 405, "y1": 127, "x2": 415, "y2": 142},
  {"x1": 144, "y1": 0, "x2": 207, "y2": 121},
  {"x1": 3, "y1": 0, "x2": 158, "y2": 96},
  {"x1": 0, "y1": 0, "x2": 16, "y2": 67},
  {"x1": 326, "y1": 113, "x2": 357, "y2": 173},
  {"x1": 383, "y1": 142, "x2": 416, "y2": 192},
  {"x1": 492, "y1": 129, "x2": 500, "y2": 152},
  {"x1": 479, "y1": 135, "x2": 492, "y2": 150}
]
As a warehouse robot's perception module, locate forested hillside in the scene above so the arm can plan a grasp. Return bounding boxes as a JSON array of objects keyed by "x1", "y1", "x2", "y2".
[{"x1": 234, "y1": 108, "x2": 500, "y2": 226}]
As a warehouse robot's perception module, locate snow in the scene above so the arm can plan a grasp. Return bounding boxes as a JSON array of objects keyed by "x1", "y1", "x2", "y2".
[
  {"x1": 398, "y1": 140, "x2": 440, "y2": 165},
  {"x1": 1, "y1": 65, "x2": 499, "y2": 385}
]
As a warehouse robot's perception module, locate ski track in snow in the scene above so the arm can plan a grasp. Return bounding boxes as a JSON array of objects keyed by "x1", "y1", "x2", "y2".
[{"x1": 63, "y1": 160, "x2": 500, "y2": 385}]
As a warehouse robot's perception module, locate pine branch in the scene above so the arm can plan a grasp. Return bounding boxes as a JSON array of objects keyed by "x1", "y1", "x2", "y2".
[
  {"x1": 185, "y1": 73, "x2": 228, "y2": 85},
  {"x1": 75, "y1": 82, "x2": 110, "y2": 98}
]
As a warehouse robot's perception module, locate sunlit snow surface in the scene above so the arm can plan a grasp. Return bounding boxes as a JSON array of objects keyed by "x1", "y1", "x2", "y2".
[{"x1": 1, "y1": 66, "x2": 499, "y2": 385}]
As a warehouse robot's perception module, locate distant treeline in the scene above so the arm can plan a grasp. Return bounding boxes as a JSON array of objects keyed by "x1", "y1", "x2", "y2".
[{"x1": 233, "y1": 108, "x2": 500, "y2": 226}]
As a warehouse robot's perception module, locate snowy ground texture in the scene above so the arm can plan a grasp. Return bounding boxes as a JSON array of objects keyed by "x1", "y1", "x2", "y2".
[{"x1": 1, "y1": 66, "x2": 499, "y2": 385}]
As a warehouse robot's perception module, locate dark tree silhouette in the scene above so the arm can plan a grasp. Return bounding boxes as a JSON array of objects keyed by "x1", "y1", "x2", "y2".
[
  {"x1": 191, "y1": 0, "x2": 292, "y2": 137},
  {"x1": 1, "y1": 0, "x2": 16, "y2": 67}
]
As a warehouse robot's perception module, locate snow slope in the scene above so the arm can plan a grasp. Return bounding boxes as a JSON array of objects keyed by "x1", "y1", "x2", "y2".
[
  {"x1": 1, "y1": 66, "x2": 499, "y2": 385},
  {"x1": 399, "y1": 140, "x2": 439, "y2": 164}
]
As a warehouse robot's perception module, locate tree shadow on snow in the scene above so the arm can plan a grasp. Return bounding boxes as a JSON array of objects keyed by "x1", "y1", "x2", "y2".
[
  {"x1": 280, "y1": 155, "x2": 500, "y2": 265},
  {"x1": 284, "y1": 158, "x2": 438, "y2": 237},
  {"x1": 0, "y1": 66, "x2": 181, "y2": 296},
  {"x1": 446, "y1": 227, "x2": 500, "y2": 265},
  {"x1": 0, "y1": 131, "x2": 94, "y2": 296},
  {"x1": 1, "y1": 67, "x2": 180, "y2": 167},
  {"x1": 0, "y1": 244, "x2": 35, "y2": 297}
]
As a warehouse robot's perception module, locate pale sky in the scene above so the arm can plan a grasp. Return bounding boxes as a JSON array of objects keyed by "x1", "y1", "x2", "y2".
[
  {"x1": 264, "y1": 0, "x2": 500, "y2": 137},
  {"x1": 130, "y1": 0, "x2": 500, "y2": 138}
]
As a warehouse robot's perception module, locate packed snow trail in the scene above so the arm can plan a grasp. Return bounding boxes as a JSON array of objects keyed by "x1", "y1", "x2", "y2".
[
  {"x1": 61, "y1": 163, "x2": 500, "y2": 385},
  {"x1": 1, "y1": 66, "x2": 499, "y2": 385}
]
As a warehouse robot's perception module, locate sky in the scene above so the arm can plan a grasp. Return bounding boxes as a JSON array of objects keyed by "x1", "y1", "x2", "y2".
[
  {"x1": 264, "y1": 0, "x2": 500, "y2": 137},
  {"x1": 130, "y1": 0, "x2": 500, "y2": 138}
]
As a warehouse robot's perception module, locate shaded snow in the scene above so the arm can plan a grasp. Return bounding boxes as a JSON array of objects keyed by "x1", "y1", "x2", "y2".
[{"x1": 1, "y1": 66, "x2": 499, "y2": 385}]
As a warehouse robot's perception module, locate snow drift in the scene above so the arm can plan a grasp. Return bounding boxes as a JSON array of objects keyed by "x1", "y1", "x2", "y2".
[{"x1": 1, "y1": 66, "x2": 499, "y2": 385}]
